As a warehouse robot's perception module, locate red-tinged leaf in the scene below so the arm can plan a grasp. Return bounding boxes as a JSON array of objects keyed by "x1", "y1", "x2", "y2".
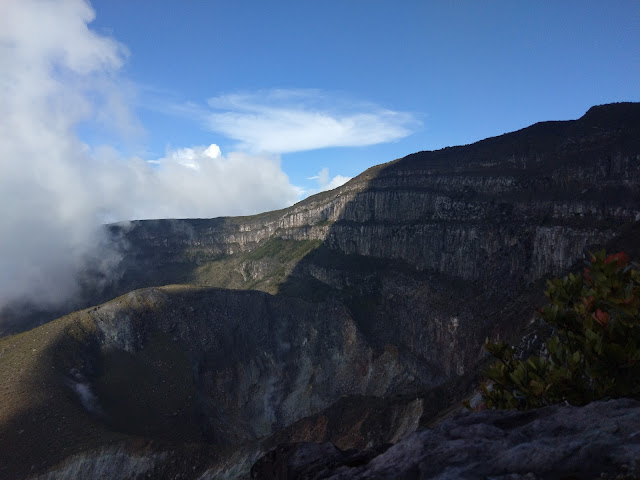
[
  {"x1": 582, "y1": 295, "x2": 595, "y2": 310},
  {"x1": 621, "y1": 295, "x2": 635, "y2": 305},
  {"x1": 594, "y1": 309, "x2": 610, "y2": 327},
  {"x1": 605, "y1": 252, "x2": 629, "y2": 267}
]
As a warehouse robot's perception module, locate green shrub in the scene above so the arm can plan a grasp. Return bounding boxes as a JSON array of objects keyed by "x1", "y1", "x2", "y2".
[{"x1": 482, "y1": 250, "x2": 640, "y2": 410}]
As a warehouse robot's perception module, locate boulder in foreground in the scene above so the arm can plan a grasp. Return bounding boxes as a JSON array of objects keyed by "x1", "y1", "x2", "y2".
[{"x1": 252, "y1": 398, "x2": 640, "y2": 479}]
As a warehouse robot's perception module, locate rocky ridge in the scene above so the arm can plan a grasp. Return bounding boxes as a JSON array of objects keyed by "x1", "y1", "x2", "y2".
[
  {"x1": 0, "y1": 103, "x2": 639, "y2": 479},
  {"x1": 92, "y1": 103, "x2": 640, "y2": 389},
  {"x1": 110, "y1": 103, "x2": 640, "y2": 288},
  {"x1": 251, "y1": 398, "x2": 640, "y2": 480}
]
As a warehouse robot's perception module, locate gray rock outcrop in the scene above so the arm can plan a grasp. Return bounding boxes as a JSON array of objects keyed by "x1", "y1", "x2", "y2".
[
  {"x1": 252, "y1": 398, "x2": 640, "y2": 480},
  {"x1": 1, "y1": 103, "x2": 639, "y2": 480}
]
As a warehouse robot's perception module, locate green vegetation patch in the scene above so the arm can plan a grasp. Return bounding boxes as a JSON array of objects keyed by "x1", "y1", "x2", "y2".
[
  {"x1": 194, "y1": 238, "x2": 322, "y2": 294},
  {"x1": 246, "y1": 237, "x2": 322, "y2": 263},
  {"x1": 482, "y1": 250, "x2": 640, "y2": 410},
  {"x1": 0, "y1": 312, "x2": 125, "y2": 477}
]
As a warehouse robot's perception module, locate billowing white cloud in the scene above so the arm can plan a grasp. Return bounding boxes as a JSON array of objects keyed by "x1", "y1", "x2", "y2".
[
  {"x1": 107, "y1": 145, "x2": 301, "y2": 221},
  {"x1": 0, "y1": 0, "x2": 410, "y2": 316},
  {"x1": 309, "y1": 168, "x2": 352, "y2": 194},
  {"x1": 206, "y1": 89, "x2": 418, "y2": 153},
  {"x1": 0, "y1": 0, "x2": 301, "y2": 312}
]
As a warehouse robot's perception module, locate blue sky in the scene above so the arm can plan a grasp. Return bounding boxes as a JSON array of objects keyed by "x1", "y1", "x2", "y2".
[
  {"x1": 0, "y1": 0, "x2": 638, "y2": 308},
  {"x1": 87, "y1": 1, "x2": 639, "y2": 191}
]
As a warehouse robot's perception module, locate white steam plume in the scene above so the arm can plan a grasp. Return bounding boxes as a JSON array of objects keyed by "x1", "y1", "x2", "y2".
[{"x1": 0, "y1": 0, "x2": 301, "y2": 312}]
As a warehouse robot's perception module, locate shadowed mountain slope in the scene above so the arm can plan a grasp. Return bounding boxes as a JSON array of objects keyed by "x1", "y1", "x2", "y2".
[{"x1": 0, "y1": 102, "x2": 639, "y2": 479}]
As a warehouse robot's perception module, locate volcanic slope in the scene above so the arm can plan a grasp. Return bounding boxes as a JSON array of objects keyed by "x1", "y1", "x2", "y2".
[{"x1": 1, "y1": 102, "x2": 639, "y2": 479}]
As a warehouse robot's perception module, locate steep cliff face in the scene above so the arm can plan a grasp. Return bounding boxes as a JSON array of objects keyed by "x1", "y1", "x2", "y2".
[
  {"x1": 90, "y1": 286, "x2": 437, "y2": 444},
  {"x1": 1, "y1": 103, "x2": 639, "y2": 479},
  {"x1": 0, "y1": 285, "x2": 436, "y2": 479},
  {"x1": 110, "y1": 103, "x2": 640, "y2": 291},
  {"x1": 101, "y1": 102, "x2": 640, "y2": 382}
]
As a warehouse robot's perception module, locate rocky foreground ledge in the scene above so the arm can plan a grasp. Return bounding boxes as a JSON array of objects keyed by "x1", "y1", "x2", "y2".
[{"x1": 251, "y1": 398, "x2": 640, "y2": 480}]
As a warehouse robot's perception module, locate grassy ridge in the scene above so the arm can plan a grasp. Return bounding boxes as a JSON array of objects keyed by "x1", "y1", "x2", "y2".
[
  {"x1": 193, "y1": 238, "x2": 322, "y2": 294},
  {"x1": 0, "y1": 311, "x2": 126, "y2": 477}
]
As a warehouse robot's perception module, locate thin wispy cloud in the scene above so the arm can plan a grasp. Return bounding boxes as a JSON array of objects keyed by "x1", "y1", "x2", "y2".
[
  {"x1": 0, "y1": 0, "x2": 302, "y2": 312},
  {"x1": 0, "y1": 0, "x2": 412, "y2": 313},
  {"x1": 205, "y1": 89, "x2": 419, "y2": 153}
]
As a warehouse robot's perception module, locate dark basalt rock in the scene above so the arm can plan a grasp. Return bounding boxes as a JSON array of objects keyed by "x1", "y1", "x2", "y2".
[
  {"x1": 251, "y1": 441, "x2": 392, "y2": 480},
  {"x1": 2, "y1": 103, "x2": 640, "y2": 480},
  {"x1": 252, "y1": 398, "x2": 640, "y2": 480}
]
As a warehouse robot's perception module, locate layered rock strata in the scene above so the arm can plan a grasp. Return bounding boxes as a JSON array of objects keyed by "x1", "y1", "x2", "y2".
[{"x1": 1, "y1": 103, "x2": 639, "y2": 479}]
